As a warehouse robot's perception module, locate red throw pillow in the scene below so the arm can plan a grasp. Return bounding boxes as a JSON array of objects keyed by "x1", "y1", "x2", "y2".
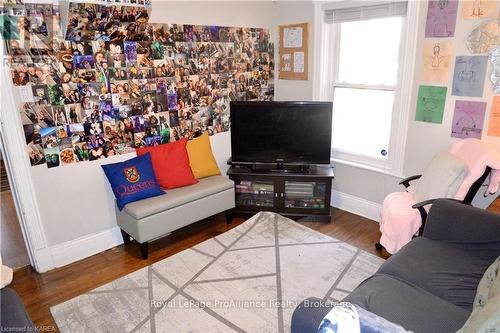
[{"x1": 136, "y1": 138, "x2": 198, "y2": 189}]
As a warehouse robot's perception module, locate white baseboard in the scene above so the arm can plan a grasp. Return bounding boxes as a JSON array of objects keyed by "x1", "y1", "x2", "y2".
[
  {"x1": 49, "y1": 226, "x2": 123, "y2": 268},
  {"x1": 331, "y1": 190, "x2": 382, "y2": 222},
  {"x1": 32, "y1": 247, "x2": 55, "y2": 273},
  {"x1": 45, "y1": 192, "x2": 380, "y2": 269}
]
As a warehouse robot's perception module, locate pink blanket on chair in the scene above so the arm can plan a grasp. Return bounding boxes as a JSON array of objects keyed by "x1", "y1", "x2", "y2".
[
  {"x1": 448, "y1": 139, "x2": 500, "y2": 200},
  {"x1": 380, "y1": 191, "x2": 420, "y2": 254},
  {"x1": 380, "y1": 139, "x2": 500, "y2": 255},
  {"x1": 487, "y1": 169, "x2": 500, "y2": 195}
]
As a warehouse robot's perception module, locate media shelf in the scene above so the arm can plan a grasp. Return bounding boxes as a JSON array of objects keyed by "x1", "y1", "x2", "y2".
[{"x1": 227, "y1": 165, "x2": 334, "y2": 223}]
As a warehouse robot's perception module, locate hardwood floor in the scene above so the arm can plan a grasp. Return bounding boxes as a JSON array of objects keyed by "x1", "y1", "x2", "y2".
[
  {"x1": 10, "y1": 208, "x2": 388, "y2": 331},
  {"x1": 1, "y1": 191, "x2": 30, "y2": 269},
  {"x1": 1, "y1": 159, "x2": 30, "y2": 269},
  {"x1": 9, "y1": 197, "x2": 500, "y2": 331},
  {"x1": 487, "y1": 195, "x2": 500, "y2": 213}
]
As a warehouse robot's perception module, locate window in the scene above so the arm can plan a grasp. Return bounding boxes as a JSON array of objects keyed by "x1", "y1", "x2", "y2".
[{"x1": 318, "y1": 1, "x2": 414, "y2": 174}]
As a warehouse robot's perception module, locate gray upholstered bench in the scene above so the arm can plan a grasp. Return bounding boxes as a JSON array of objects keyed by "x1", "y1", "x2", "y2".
[{"x1": 116, "y1": 175, "x2": 235, "y2": 258}]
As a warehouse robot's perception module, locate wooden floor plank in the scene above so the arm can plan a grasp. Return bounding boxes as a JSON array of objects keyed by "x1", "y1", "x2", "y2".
[{"x1": 1, "y1": 191, "x2": 30, "y2": 269}]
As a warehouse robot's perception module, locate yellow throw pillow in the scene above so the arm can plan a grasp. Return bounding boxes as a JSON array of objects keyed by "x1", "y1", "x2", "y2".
[{"x1": 186, "y1": 132, "x2": 221, "y2": 179}]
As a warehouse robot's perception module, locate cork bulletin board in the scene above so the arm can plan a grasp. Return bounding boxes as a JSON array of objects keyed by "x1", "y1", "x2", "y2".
[{"x1": 278, "y1": 22, "x2": 308, "y2": 80}]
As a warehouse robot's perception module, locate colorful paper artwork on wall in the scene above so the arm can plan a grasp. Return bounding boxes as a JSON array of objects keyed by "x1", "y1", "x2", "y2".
[
  {"x1": 415, "y1": 85, "x2": 447, "y2": 124},
  {"x1": 467, "y1": 18, "x2": 499, "y2": 54},
  {"x1": 461, "y1": 0, "x2": 497, "y2": 20},
  {"x1": 490, "y1": 46, "x2": 500, "y2": 94},
  {"x1": 420, "y1": 1, "x2": 499, "y2": 140},
  {"x1": 3, "y1": 1, "x2": 274, "y2": 169},
  {"x1": 421, "y1": 42, "x2": 453, "y2": 82},
  {"x1": 451, "y1": 55, "x2": 488, "y2": 97},
  {"x1": 450, "y1": 100, "x2": 486, "y2": 139},
  {"x1": 488, "y1": 96, "x2": 500, "y2": 137},
  {"x1": 424, "y1": 0, "x2": 458, "y2": 37}
]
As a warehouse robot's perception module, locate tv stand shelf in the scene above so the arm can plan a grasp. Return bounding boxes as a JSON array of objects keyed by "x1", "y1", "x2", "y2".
[{"x1": 227, "y1": 165, "x2": 334, "y2": 223}]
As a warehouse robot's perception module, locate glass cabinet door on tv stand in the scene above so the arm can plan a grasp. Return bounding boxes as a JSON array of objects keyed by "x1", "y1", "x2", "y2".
[
  {"x1": 227, "y1": 165, "x2": 334, "y2": 222},
  {"x1": 284, "y1": 181, "x2": 327, "y2": 210},
  {"x1": 234, "y1": 179, "x2": 276, "y2": 209}
]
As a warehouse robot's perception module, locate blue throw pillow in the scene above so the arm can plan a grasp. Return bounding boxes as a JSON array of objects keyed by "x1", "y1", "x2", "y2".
[{"x1": 101, "y1": 153, "x2": 165, "y2": 210}]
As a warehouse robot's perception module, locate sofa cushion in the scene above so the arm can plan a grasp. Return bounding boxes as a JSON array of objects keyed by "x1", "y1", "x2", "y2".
[
  {"x1": 377, "y1": 237, "x2": 496, "y2": 311},
  {"x1": 344, "y1": 274, "x2": 470, "y2": 333},
  {"x1": 123, "y1": 176, "x2": 233, "y2": 219},
  {"x1": 472, "y1": 256, "x2": 500, "y2": 309},
  {"x1": 457, "y1": 256, "x2": 500, "y2": 333},
  {"x1": 186, "y1": 132, "x2": 221, "y2": 179},
  {"x1": 136, "y1": 138, "x2": 198, "y2": 189},
  {"x1": 101, "y1": 153, "x2": 165, "y2": 210},
  {"x1": 1, "y1": 287, "x2": 35, "y2": 330}
]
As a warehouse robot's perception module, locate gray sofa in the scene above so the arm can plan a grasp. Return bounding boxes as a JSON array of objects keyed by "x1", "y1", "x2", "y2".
[
  {"x1": 117, "y1": 175, "x2": 235, "y2": 259},
  {"x1": 1, "y1": 287, "x2": 35, "y2": 331},
  {"x1": 291, "y1": 199, "x2": 500, "y2": 333}
]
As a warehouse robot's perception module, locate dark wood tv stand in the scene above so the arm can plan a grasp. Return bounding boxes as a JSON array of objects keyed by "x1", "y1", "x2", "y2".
[{"x1": 227, "y1": 165, "x2": 334, "y2": 223}]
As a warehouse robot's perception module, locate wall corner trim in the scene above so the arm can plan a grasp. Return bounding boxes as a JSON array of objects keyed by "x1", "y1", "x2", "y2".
[
  {"x1": 49, "y1": 227, "x2": 123, "y2": 269},
  {"x1": 331, "y1": 190, "x2": 382, "y2": 223},
  {"x1": 31, "y1": 247, "x2": 55, "y2": 273}
]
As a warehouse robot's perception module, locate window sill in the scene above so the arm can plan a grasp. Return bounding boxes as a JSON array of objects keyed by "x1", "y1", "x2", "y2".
[{"x1": 330, "y1": 157, "x2": 404, "y2": 179}]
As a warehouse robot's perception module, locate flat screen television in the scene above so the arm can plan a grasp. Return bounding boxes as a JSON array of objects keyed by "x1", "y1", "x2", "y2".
[{"x1": 230, "y1": 101, "x2": 333, "y2": 166}]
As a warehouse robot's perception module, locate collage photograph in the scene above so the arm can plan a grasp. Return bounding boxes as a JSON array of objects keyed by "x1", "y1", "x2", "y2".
[{"x1": 6, "y1": 1, "x2": 274, "y2": 168}]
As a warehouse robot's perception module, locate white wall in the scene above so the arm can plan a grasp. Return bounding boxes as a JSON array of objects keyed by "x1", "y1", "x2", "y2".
[
  {"x1": 404, "y1": 1, "x2": 500, "y2": 176},
  {"x1": 273, "y1": 1, "x2": 315, "y2": 101},
  {"x1": 7, "y1": 1, "x2": 275, "y2": 270},
  {"x1": 404, "y1": 0, "x2": 500, "y2": 208},
  {"x1": 4, "y1": 0, "x2": 500, "y2": 271},
  {"x1": 274, "y1": 0, "x2": 500, "y2": 212},
  {"x1": 31, "y1": 155, "x2": 128, "y2": 246},
  {"x1": 272, "y1": 1, "x2": 405, "y2": 218}
]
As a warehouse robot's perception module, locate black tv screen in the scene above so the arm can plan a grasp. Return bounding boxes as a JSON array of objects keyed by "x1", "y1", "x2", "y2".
[{"x1": 230, "y1": 101, "x2": 333, "y2": 165}]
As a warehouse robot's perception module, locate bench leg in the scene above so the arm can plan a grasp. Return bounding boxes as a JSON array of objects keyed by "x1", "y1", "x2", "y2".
[
  {"x1": 225, "y1": 209, "x2": 233, "y2": 224},
  {"x1": 140, "y1": 242, "x2": 149, "y2": 259},
  {"x1": 121, "y1": 229, "x2": 131, "y2": 244}
]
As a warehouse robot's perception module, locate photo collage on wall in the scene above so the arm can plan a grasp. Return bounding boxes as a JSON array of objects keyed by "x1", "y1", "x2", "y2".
[{"x1": 2, "y1": 1, "x2": 274, "y2": 168}]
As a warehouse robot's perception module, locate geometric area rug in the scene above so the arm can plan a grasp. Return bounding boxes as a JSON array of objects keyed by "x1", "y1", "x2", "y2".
[{"x1": 51, "y1": 212, "x2": 385, "y2": 333}]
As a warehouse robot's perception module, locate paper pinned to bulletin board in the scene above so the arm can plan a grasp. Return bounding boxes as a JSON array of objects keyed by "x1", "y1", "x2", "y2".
[{"x1": 278, "y1": 22, "x2": 308, "y2": 80}]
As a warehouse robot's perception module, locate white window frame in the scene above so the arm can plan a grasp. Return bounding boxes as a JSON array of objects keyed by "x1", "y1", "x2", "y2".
[{"x1": 313, "y1": 1, "x2": 419, "y2": 177}]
